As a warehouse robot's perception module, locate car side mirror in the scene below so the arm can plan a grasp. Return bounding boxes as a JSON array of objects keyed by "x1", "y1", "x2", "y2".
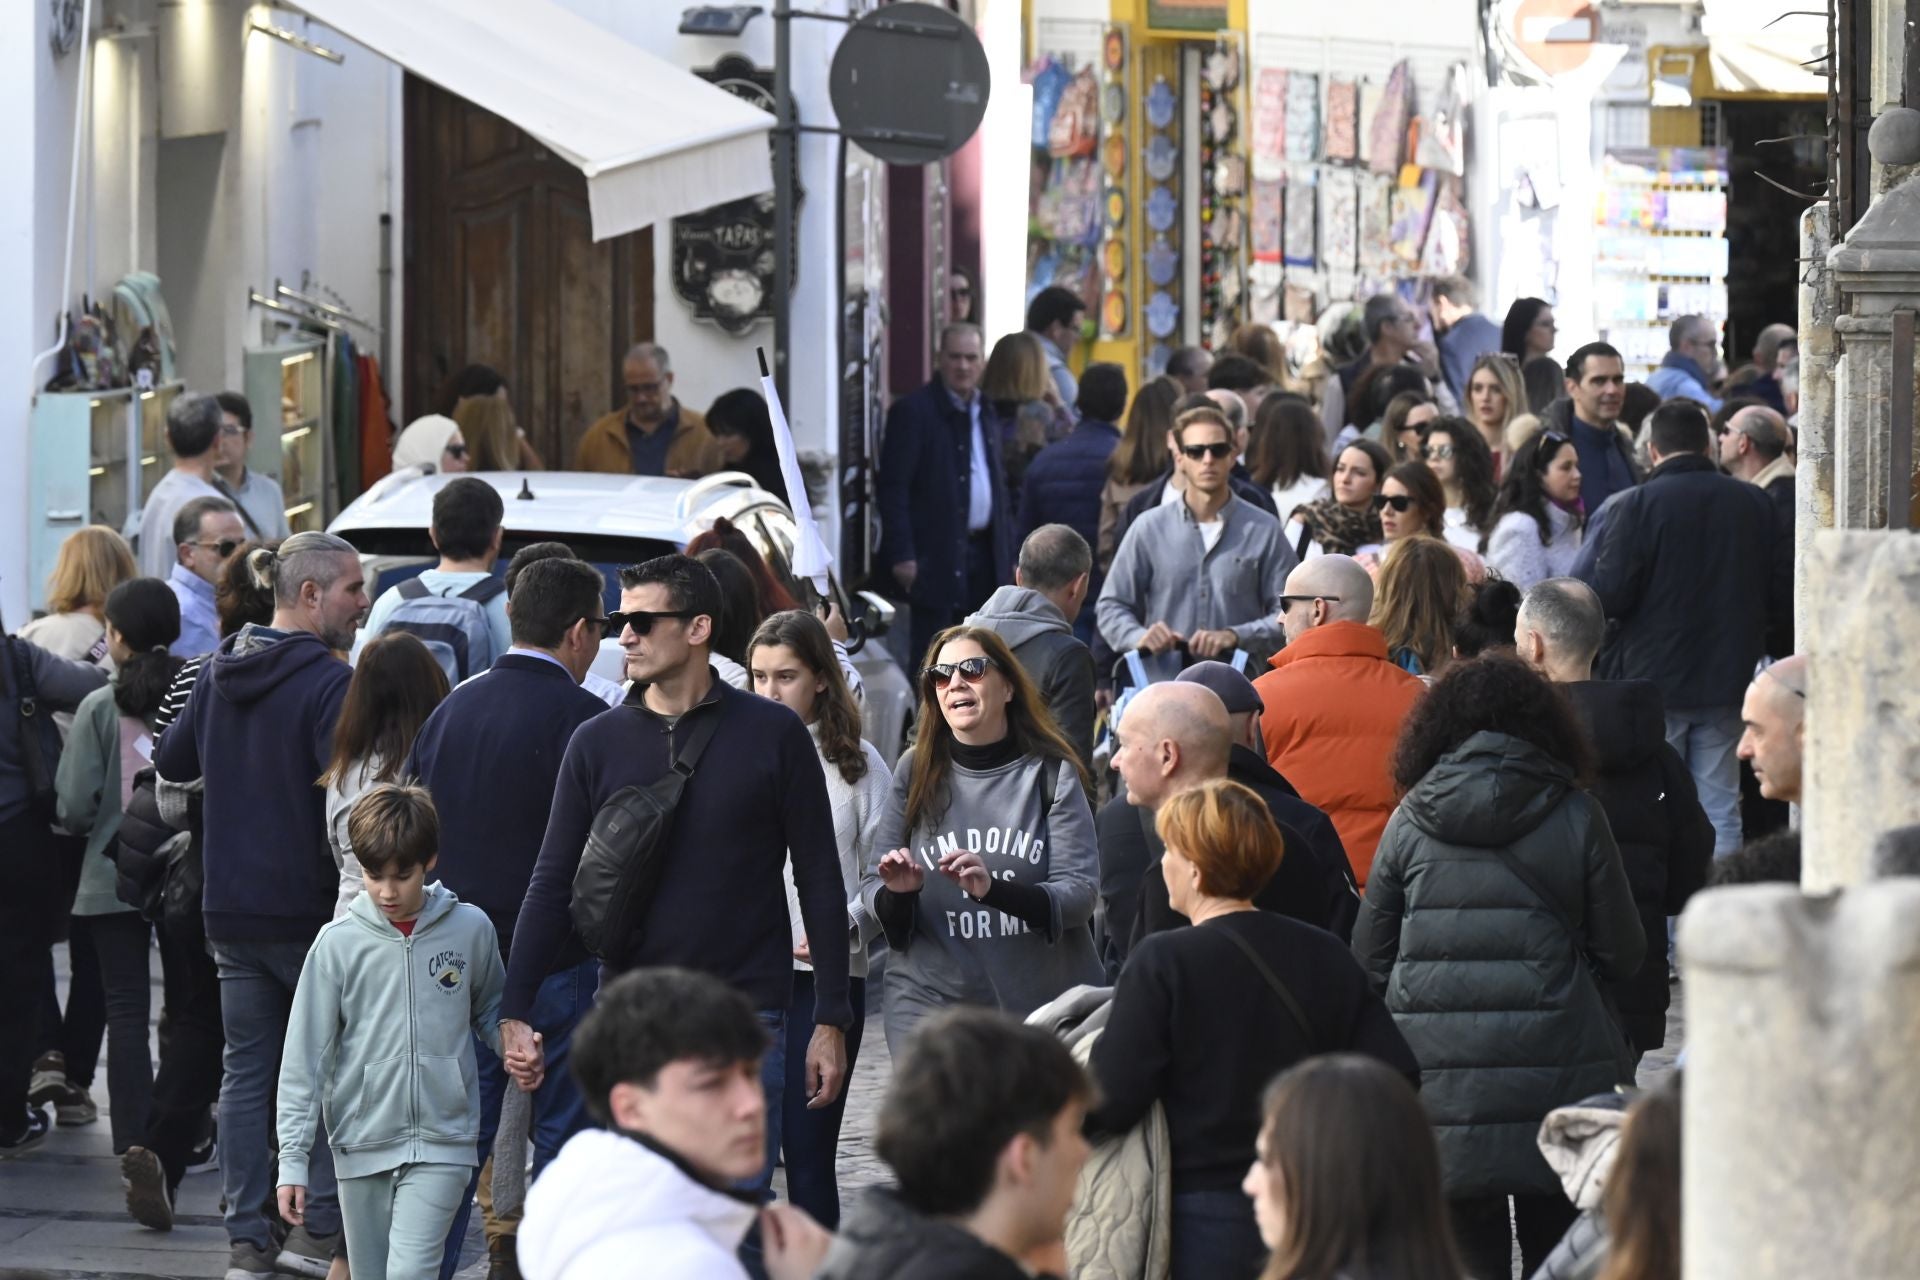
[{"x1": 855, "y1": 590, "x2": 896, "y2": 637}]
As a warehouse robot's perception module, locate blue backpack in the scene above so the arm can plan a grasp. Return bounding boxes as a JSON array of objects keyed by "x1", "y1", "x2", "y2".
[{"x1": 379, "y1": 577, "x2": 505, "y2": 683}]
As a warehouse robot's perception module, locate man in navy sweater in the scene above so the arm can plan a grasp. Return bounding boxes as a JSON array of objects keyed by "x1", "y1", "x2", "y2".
[
  {"x1": 1016, "y1": 362, "x2": 1126, "y2": 640},
  {"x1": 408, "y1": 555, "x2": 612, "y2": 1280},
  {"x1": 153, "y1": 531, "x2": 367, "y2": 1279},
  {"x1": 502, "y1": 553, "x2": 852, "y2": 1197}
]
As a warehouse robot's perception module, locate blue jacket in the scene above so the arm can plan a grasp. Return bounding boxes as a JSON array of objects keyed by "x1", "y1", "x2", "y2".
[
  {"x1": 1645, "y1": 352, "x2": 1721, "y2": 412},
  {"x1": 153, "y1": 625, "x2": 351, "y2": 943},
  {"x1": 1017, "y1": 419, "x2": 1120, "y2": 551},
  {"x1": 876, "y1": 379, "x2": 1015, "y2": 611},
  {"x1": 406, "y1": 652, "x2": 609, "y2": 961}
]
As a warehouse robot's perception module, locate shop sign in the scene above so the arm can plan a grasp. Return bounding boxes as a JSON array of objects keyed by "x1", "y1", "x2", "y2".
[
  {"x1": 1146, "y1": 0, "x2": 1229, "y2": 33},
  {"x1": 671, "y1": 55, "x2": 783, "y2": 336}
]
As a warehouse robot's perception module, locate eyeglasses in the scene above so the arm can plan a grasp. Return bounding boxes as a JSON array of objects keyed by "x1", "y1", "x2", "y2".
[
  {"x1": 950, "y1": 282, "x2": 972, "y2": 297},
  {"x1": 218, "y1": 424, "x2": 248, "y2": 438},
  {"x1": 187, "y1": 538, "x2": 242, "y2": 558},
  {"x1": 1423, "y1": 444, "x2": 1454, "y2": 461},
  {"x1": 1379, "y1": 494, "x2": 1414, "y2": 513},
  {"x1": 1179, "y1": 442, "x2": 1235, "y2": 461},
  {"x1": 1278, "y1": 594, "x2": 1341, "y2": 609},
  {"x1": 1534, "y1": 431, "x2": 1572, "y2": 465},
  {"x1": 922, "y1": 655, "x2": 999, "y2": 689},
  {"x1": 444, "y1": 443, "x2": 468, "y2": 459},
  {"x1": 603, "y1": 609, "x2": 697, "y2": 639}
]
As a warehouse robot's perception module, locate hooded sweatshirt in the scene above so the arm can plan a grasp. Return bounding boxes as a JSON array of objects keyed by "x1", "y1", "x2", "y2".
[
  {"x1": 965, "y1": 587, "x2": 1096, "y2": 772},
  {"x1": 276, "y1": 882, "x2": 505, "y2": 1185},
  {"x1": 816, "y1": 1187, "x2": 1036, "y2": 1280},
  {"x1": 864, "y1": 746, "x2": 1103, "y2": 1055},
  {"x1": 518, "y1": 1130, "x2": 757, "y2": 1280},
  {"x1": 153, "y1": 624, "x2": 352, "y2": 942}
]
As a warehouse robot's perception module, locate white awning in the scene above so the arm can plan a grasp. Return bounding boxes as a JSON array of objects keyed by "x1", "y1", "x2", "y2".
[
  {"x1": 289, "y1": 0, "x2": 775, "y2": 240},
  {"x1": 1700, "y1": 0, "x2": 1828, "y2": 97}
]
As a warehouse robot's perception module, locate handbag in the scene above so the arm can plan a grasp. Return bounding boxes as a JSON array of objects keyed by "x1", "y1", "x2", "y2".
[{"x1": 570, "y1": 709, "x2": 722, "y2": 966}]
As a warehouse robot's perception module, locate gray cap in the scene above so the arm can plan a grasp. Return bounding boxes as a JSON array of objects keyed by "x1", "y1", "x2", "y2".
[{"x1": 1175, "y1": 660, "x2": 1263, "y2": 716}]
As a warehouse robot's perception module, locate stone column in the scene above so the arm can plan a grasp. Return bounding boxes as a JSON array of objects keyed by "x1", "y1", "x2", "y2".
[
  {"x1": 1795, "y1": 203, "x2": 1836, "y2": 622},
  {"x1": 1800, "y1": 531, "x2": 1920, "y2": 890},
  {"x1": 1679, "y1": 879, "x2": 1920, "y2": 1278}
]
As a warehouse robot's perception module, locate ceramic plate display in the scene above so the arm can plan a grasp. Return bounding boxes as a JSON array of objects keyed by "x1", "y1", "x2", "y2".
[
  {"x1": 1146, "y1": 235, "x2": 1179, "y2": 286},
  {"x1": 1146, "y1": 290, "x2": 1179, "y2": 338},
  {"x1": 1145, "y1": 134, "x2": 1178, "y2": 182},
  {"x1": 1106, "y1": 187, "x2": 1128, "y2": 228},
  {"x1": 1146, "y1": 184, "x2": 1177, "y2": 232},
  {"x1": 1103, "y1": 238, "x2": 1127, "y2": 280},
  {"x1": 1103, "y1": 132, "x2": 1127, "y2": 180},
  {"x1": 1103, "y1": 83, "x2": 1126, "y2": 126},
  {"x1": 1146, "y1": 77, "x2": 1176, "y2": 130},
  {"x1": 1104, "y1": 29, "x2": 1126, "y2": 73},
  {"x1": 1102, "y1": 289, "x2": 1128, "y2": 334}
]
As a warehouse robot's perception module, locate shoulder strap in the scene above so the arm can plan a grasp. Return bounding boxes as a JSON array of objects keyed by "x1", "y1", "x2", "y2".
[
  {"x1": 397, "y1": 579, "x2": 430, "y2": 601},
  {"x1": 1212, "y1": 921, "x2": 1316, "y2": 1048},
  {"x1": 6, "y1": 635, "x2": 54, "y2": 804},
  {"x1": 459, "y1": 577, "x2": 506, "y2": 604},
  {"x1": 667, "y1": 708, "x2": 724, "y2": 777},
  {"x1": 1293, "y1": 519, "x2": 1313, "y2": 561},
  {"x1": 1037, "y1": 755, "x2": 1062, "y2": 826},
  {"x1": 1484, "y1": 843, "x2": 1585, "y2": 948}
]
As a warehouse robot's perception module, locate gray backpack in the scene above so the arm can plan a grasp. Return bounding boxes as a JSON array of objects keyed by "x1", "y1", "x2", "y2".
[{"x1": 378, "y1": 577, "x2": 505, "y2": 683}]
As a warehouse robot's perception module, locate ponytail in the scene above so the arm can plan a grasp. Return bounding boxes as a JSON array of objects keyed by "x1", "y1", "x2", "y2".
[
  {"x1": 104, "y1": 578, "x2": 185, "y2": 721},
  {"x1": 245, "y1": 545, "x2": 279, "y2": 593}
]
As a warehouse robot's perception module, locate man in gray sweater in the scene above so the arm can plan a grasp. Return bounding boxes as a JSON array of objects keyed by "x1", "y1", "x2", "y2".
[
  {"x1": 1097, "y1": 405, "x2": 1296, "y2": 670},
  {"x1": 965, "y1": 525, "x2": 1097, "y2": 772}
]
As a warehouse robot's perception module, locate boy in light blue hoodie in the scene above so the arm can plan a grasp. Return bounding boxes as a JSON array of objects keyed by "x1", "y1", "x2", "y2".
[{"x1": 276, "y1": 784, "x2": 541, "y2": 1280}]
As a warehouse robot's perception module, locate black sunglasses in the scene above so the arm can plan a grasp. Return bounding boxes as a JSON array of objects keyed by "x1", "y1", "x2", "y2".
[
  {"x1": 1279, "y1": 594, "x2": 1341, "y2": 608},
  {"x1": 603, "y1": 609, "x2": 696, "y2": 639},
  {"x1": 1378, "y1": 493, "x2": 1414, "y2": 513},
  {"x1": 189, "y1": 538, "x2": 242, "y2": 558},
  {"x1": 1179, "y1": 442, "x2": 1235, "y2": 461},
  {"x1": 922, "y1": 655, "x2": 999, "y2": 689},
  {"x1": 444, "y1": 443, "x2": 468, "y2": 459}
]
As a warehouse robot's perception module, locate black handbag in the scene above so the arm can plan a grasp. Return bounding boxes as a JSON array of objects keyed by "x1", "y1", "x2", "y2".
[{"x1": 570, "y1": 710, "x2": 721, "y2": 966}]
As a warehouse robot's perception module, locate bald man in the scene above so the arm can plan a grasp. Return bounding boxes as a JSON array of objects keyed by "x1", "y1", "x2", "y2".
[
  {"x1": 1253, "y1": 556, "x2": 1424, "y2": 889},
  {"x1": 1720, "y1": 404, "x2": 1797, "y2": 658},
  {"x1": 1738, "y1": 655, "x2": 1805, "y2": 806},
  {"x1": 1096, "y1": 683, "x2": 1347, "y2": 969}
]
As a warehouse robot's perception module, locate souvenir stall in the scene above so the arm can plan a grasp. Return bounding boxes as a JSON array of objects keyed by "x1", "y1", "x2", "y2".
[{"x1": 1592, "y1": 146, "x2": 1730, "y2": 378}]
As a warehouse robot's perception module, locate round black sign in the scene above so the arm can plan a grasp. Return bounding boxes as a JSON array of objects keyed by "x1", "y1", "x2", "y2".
[{"x1": 829, "y1": 3, "x2": 990, "y2": 166}]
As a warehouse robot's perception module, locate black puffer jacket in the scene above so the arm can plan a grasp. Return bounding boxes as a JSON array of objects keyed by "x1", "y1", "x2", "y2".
[
  {"x1": 1562, "y1": 681, "x2": 1714, "y2": 1054},
  {"x1": 1352, "y1": 731, "x2": 1645, "y2": 1198},
  {"x1": 818, "y1": 1187, "x2": 1049, "y2": 1280}
]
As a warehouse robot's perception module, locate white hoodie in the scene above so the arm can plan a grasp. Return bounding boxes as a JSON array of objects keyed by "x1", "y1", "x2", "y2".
[{"x1": 518, "y1": 1130, "x2": 758, "y2": 1280}]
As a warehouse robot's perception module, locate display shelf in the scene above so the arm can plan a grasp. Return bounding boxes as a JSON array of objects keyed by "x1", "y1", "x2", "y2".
[{"x1": 243, "y1": 337, "x2": 329, "y2": 534}]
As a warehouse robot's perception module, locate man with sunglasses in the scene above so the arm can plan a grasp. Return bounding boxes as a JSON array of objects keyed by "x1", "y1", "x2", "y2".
[
  {"x1": 167, "y1": 495, "x2": 246, "y2": 657},
  {"x1": 1097, "y1": 406, "x2": 1296, "y2": 669},
  {"x1": 502, "y1": 553, "x2": 853, "y2": 1221}
]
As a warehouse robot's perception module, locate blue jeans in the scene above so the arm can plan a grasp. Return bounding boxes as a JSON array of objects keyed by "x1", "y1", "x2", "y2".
[
  {"x1": 780, "y1": 973, "x2": 866, "y2": 1228},
  {"x1": 734, "y1": 1007, "x2": 790, "y2": 1280},
  {"x1": 438, "y1": 957, "x2": 599, "y2": 1279},
  {"x1": 211, "y1": 938, "x2": 340, "y2": 1248},
  {"x1": 1170, "y1": 1189, "x2": 1265, "y2": 1280},
  {"x1": 1665, "y1": 706, "x2": 1745, "y2": 853}
]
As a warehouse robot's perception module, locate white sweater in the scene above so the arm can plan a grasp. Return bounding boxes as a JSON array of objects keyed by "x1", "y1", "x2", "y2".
[
  {"x1": 783, "y1": 722, "x2": 892, "y2": 981},
  {"x1": 1484, "y1": 503, "x2": 1583, "y2": 591}
]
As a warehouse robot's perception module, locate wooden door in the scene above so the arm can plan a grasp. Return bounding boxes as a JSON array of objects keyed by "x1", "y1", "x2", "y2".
[{"x1": 404, "y1": 75, "x2": 653, "y2": 468}]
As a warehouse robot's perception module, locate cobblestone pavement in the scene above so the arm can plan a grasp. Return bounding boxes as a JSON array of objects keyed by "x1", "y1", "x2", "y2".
[{"x1": 0, "y1": 947, "x2": 1678, "y2": 1279}]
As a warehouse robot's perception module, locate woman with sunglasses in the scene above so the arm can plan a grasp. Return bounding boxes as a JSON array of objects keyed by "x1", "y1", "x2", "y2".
[
  {"x1": 1285, "y1": 438, "x2": 1392, "y2": 560},
  {"x1": 864, "y1": 626, "x2": 1101, "y2": 1057},
  {"x1": 1421, "y1": 417, "x2": 1499, "y2": 551},
  {"x1": 1361, "y1": 463, "x2": 1485, "y2": 583},
  {"x1": 1465, "y1": 353, "x2": 1526, "y2": 473},
  {"x1": 1372, "y1": 391, "x2": 1438, "y2": 464},
  {"x1": 391, "y1": 414, "x2": 469, "y2": 474},
  {"x1": 747, "y1": 610, "x2": 892, "y2": 1230},
  {"x1": 1483, "y1": 431, "x2": 1584, "y2": 591}
]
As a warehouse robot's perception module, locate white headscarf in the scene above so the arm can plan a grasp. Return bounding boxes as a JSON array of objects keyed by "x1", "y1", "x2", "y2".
[{"x1": 391, "y1": 414, "x2": 459, "y2": 471}]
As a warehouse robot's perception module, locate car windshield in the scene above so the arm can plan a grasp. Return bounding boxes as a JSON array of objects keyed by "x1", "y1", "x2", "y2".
[{"x1": 334, "y1": 530, "x2": 680, "y2": 611}]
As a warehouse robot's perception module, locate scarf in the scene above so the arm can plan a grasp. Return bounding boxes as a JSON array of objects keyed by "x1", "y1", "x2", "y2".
[{"x1": 1293, "y1": 496, "x2": 1383, "y2": 557}]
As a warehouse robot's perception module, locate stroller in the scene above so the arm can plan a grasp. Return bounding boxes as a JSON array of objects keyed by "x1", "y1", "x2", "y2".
[{"x1": 1092, "y1": 642, "x2": 1255, "y2": 776}]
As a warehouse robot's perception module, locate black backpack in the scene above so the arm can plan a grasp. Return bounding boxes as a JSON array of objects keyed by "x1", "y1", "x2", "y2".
[
  {"x1": 570, "y1": 710, "x2": 722, "y2": 966},
  {"x1": 111, "y1": 765, "x2": 204, "y2": 938}
]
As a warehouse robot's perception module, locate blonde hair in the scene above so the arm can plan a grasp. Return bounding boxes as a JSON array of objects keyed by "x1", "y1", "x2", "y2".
[
  {"x1": 45, "y1": 526, "x2": 137, "y2": 615},
  {"x1": 1504, "y1": 412, "x2": 1544, "y2": 457},
  {"x1": 1468, "y1": 354, "x2": 1527, "y2": 436},
  {"x1": 1371, "y1": 538, "x2": 1469, "y2": 676},
  {"x1": 453, "y1": 395, "x2": 519, "y2": 471},
  {"x1": 980, "y1": 331, "x2": 1053, "y2": 405}
]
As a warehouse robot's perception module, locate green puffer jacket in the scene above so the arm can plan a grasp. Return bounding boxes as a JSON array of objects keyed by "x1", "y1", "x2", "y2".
[{"x1": 1351, "y1": 731, "x2": 1645, "y2": 1198}]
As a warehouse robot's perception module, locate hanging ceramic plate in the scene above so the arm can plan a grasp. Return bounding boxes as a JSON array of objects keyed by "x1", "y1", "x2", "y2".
[
  {"x1": 1146, "y1": 78, "x2": 1176, "y2": 130},
  {"x1": 1146, "y1": 184, "x2": 1177, "y2": 232},
  {"x1": 1146, "y1": 236, "x2": 1179, "y2": 286},
  {"x1": 1102, "y1": 289, "x2": 1128, "y2": 334},
  {"x1": 1145, "y1": 134, "x2": 1178, "y2": 182},
  {"x1": 1104, "y1": 29, "x2": 1126, "y2": 74},
  {"x1": 1105, "y1": 187, "x2": 1127, "y2": 228},
  {"x1": 1102, "y1": 83, "x2": 1126, "y2": 126},
  {"x1": 1103, "y1": 238, "x2": 1127, "y2": 281},
  {"x1": 1103, "y1": 132, "x2": 1127, "y2": 181},
  {"x1": 1146, "y1": 291, "x2": 1180, "y2": 339}
]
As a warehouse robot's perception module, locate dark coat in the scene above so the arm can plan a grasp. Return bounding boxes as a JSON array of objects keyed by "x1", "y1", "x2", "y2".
[
  {"x1": 1562, "y1": 680, "x2": 1714, "y2": 1053},
  {"x1": 819, "y1": 1188, "x2": 1039, "y2": 1280},
  {"x1": 1352, "y1": 731, "x2": 1645, "y2": 1197},
  {"x1": 1590, "y1": 452, "x2": 1779, "y2": 710},
  {"x1": 963, "y1": 587, "x2": 1096, "y2": 773},
  {"x1": 1228, "y1": 744, "x2": 1359, "y2": 942},
  {"x1": 876, "y1": 379, "x2": 1015, "y2": 612},
  {"x1": 1017, "y1": 419, "x2": 1121, "y2": 552},
  {"x1": 1762, "y1": 471, "x2": 1796, "y2": 659}
]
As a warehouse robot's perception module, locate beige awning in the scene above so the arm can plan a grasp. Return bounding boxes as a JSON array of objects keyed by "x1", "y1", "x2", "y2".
[
  {"x1": 1700, "y1": 0, "x2": 1828, "y2": 97},
  {"x1": 290, "y1": 0, "x2": 775, "y2": 239}
]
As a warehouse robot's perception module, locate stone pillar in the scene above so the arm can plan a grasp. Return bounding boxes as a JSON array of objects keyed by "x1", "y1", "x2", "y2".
[
  {"x1": 1679, "y1": 879, "x2": 1920, "y2": 1278},
  {"x1": 1795, "y1": 203, "x2": 1836, "y2": 623},
  {"x1": 1800, "y1": 531, "x2": 1920, "y2": 890}
]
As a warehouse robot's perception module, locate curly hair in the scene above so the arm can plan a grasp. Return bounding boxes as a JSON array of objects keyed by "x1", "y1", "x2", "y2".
[
  {"x1": 1421, "y1": 416, "x2": 1498, "y2": 533},
  {"x1": 1391, "y1": 651, "x2": 1592, "y2": 792}
]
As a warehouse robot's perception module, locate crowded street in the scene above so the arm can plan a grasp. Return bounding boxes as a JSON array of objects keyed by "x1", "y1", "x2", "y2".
[{"x1": 5, "y1": 1, "x2": 1919, "y2": 1279}]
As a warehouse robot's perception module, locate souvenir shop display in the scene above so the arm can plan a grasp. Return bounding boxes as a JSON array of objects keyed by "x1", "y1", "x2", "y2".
[
  {"x1": 1593, "y1": 147, "x2": 1730, "y2": 375},
  {"x1": 1324, "y1": 77, "x2": 1359, "y2": 163},
  {"x1": 1027, "y1": 54, "x2": 1104, "y2": 307},
  {"x1": 1199, "y1": 36, "x2": 1248, "y2": 351},
  {"x1": 1367, "y1": 60, "x2": 1413, "y2": 175},
  {"x1": 1253, "y1": 68, "x2": 1287, "y2": 181},
  {"x1": 1139, "y1": 47, "x2": 1183, "y2": 375},
  {"x1": 1098, "y1": 25, "x2": 1130, "y2": 340}
]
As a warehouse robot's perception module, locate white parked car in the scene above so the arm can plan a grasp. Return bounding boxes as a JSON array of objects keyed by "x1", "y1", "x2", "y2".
[{"x1": 328, "y1": 468, "x2": 911, "y2": 762}]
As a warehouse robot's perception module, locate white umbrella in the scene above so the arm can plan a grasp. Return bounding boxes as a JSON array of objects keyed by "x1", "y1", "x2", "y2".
[{"x1": 758, "y1": 349, "x2": 835, "y2": 597}]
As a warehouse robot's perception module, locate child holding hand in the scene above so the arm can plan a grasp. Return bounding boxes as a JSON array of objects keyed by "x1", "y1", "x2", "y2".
[{"x1": 276, "y1": 784, "x2": 544, "y2": 1280}]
